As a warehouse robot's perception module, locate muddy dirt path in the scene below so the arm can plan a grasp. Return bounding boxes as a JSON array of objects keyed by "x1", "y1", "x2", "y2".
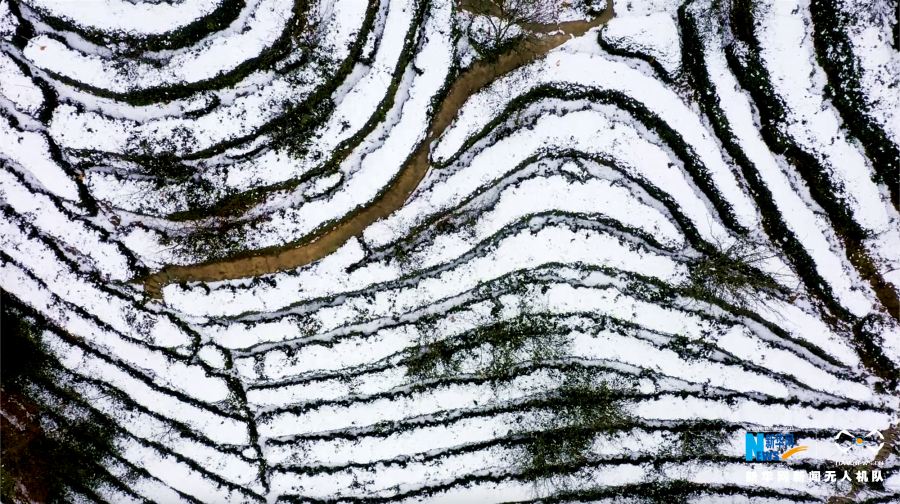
[{"x1": 138, "y1": 1, "x2": 614, "y2": 298}]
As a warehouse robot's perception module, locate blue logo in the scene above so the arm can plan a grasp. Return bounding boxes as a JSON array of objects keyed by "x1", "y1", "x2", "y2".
[{"x1": 746, "y1": 432, "x2": 807, "y2": 461}]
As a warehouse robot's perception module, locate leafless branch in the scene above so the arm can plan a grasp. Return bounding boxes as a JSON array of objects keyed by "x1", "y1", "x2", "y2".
[{"x1": 469, "y1": 0, "x2": 558, "y2": 51}]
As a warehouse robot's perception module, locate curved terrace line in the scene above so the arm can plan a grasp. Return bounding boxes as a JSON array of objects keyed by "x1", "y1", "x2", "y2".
[{"x1": 137, "y1": 0, "x2": 616, "y2": 298}]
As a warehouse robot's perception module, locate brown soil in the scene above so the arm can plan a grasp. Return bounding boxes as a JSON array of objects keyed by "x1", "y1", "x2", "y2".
[
  {"x1": 1, "y1": 388, "x2": 51, "y2": 503},
  {"x1": 138, "y1": 1, "x2": 614, "y2": 298}
]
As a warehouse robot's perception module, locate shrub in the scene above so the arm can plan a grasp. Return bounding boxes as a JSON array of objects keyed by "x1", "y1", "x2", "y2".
[
  {"x1": 686, "y1": 234, "x2": 791, "y2": 310},
  {"x1": 518, "y1": 369, "x2": 632, "y2": 495}
]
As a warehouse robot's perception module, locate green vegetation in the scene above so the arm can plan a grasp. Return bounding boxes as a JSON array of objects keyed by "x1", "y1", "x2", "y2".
[
  {"x1": 404, "y1": 311, "x2": 569, "y2": 382},
  {"x1": 25, "y1": 0, "x2": 319, "y2": 106},
  {"x1": 404, "y1": 339, "x2": 463, "y2": 380},
  {"x1": 828, "y1": 459, "x2": 889, "y2": 501},
  {"x1": 597, "y1": 28, "x2": 677, "y2": 84},
  {"x1": 434, "y1": 84, "x2": 748, "y2": 242},
  {"x1": 725, "y1": 0, "x2": 900, "y2": 323},
  {"x1": 160, "y1": 218, "x2": 252, "y2": 263},
  {"x1": 632, "y1": 479, "x2": 696, "y2": 504},
  {"x1": 126, "y1": 150, "x2": 196, "y2": 186},
  {"x1": 167, "y1": 184, "x2": 263, "y2": 223},
  {"x1": 157, "y1": 0, "x2": 418, "y2": 225},
  {"x1": 852, "y1": 313, "x2": 900, "y2": 391},
  {"x1": 678, "y1": 1, "x2": 850, "y2": 322},
  {"x1": 809, "y1": 0, "x2": 899, "y2": 210},
  {"x1": 518, "y1": 370, "x2": 631, "y2": 492},
  {"x1": 35, "y1": 0, "x2": 248, "y2": 54},
  {"x1": 675, "y1": 419, "x2": 730, "y2": 460},
  {"x1": 272, "y1": 0, "x2": 419, "y2": 159},
  {"x1": 481, "y1": 318, "x2": 568, "y2": 379},
  {"x1": 662, "y1": 333, "x2": 713, "y2": 362},
  {"x1": 1, "y1": 292, "x2": 122, "y2": 503},
  {"x1": 536, "y1": 478, "x2": 816, "y2": 503},
  {"x1": 404, "y1": 307, "x2": 631, "y2": 496}
]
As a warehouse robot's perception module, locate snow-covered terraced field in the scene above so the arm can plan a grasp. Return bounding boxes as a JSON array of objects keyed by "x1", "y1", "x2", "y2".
[{"x1": 2, "y1": 0, "x2": 899, "y2": 502}]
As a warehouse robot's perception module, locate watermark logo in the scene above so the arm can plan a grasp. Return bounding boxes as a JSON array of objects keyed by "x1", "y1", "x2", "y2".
[
  {"x1": 833, "y1": 430, "x2": 884, "y2": 455},
  {"x1": 745, "y1": 468, "x2": 885, "y2": 484},
  {"x1": 743, "y1": 428, "x2": 891, "y2": 486},
  {"x1": 745, "y1": 432, "x2": 808, "y2": 462}
]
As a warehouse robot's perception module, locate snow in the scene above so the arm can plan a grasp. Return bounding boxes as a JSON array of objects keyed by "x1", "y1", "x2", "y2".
[
  {"x1": 79, "y1": 382, "x2": 261, "y2": 488},
  {"x1": 117, "y1": 437, "x2": 255, "y2": 504},
  {"x1": 613, "y1": 0, "x2": 680, "y2": 17},
  {"x1": 1, "y1": 168, "x2": 131, "y2": 281},
  {"x1": 0, "y1": 122, "x2": 81, "y2": 201},
  {"x1": 0, "y1": 219, "x2": 193, "y2": 349},
  {"x1": 0, "y1": 261, "x2": 230, "y2": 405},
  {"x1": 198, "y1": 345, "x2": 228, "y2": 369},
  {"x1": 259, "y1": 370, "x2": 558, "y2": 438},
  {"x1": 266, "y1": 413, "x2": 514, "y2": 466},
  {"x1": 753, "y1": 301, "x2": 862, "y2": 370},
  {"x1": 412, "y1": 170, "x2": 686, "y2": 269},
  {"x1": 634, "y1": 394, "x2": 894, "y2": 432},
  {"x1": 105, "y1": 457, "x2": 198, "y2": 504},
  {"x1": 431, "y1": 46, "x2": 760, "y2": 231},
  {"x1": 602, "y1": 12, "x2": 682, "y2": 76},
  {"x1": 378, "y1": 103, "x2": 732, "y2": 248},
  {"x1": 280, "y1": 0, "x2": 418, "y2": 181},
  {"x1": 468, "y1": 14, "x2": 523, "y2": 52},
  {"x1": 0, "y1": 52, "x2": 43, "y2": 116},
  {"x1": 714, "y1": 325, "x2": 873, "y2": 402},
  {"x1": 167, "y1": 221, "x2": 686, "y2": 319},
  {"x1": 269, "y1": 448, "x2": 506, "y2": 498},
  {"x1": 48, "y1": 61, "x2": 314, "y2": 156},
  {"x1": 93, "y1": 483, "x2": 146, "y2": 504},
  {"x1": 401, "y1": 481, "x2": 533, "y2": 504},
  {"x1": 846, "y1": 0, "x2": 900, "y2": 146},
  {"x1": 2, "y1": 0, "x2": 898, "y2": 501},
  {"x1": 27, "y1": 0, "x2": 224, "y2": 35},
  {"x1": 215, "y1": 0, "x2": 454, "y2": 253},
  {"x1": 0, "y1": 1, "x2": 16, "y2": 40},
  {"x1": 22, "y1": 0, "x2": 368, "y2": 98},
  {"x1": 886, "y1": 471, "x2": 900, "y2": 492},
  {"x1": 41, "y1": 327, "x2": 249, "y2": 445},
  {"x1": 756, "y1": 0, "x2": 900, "y2": 280},
  {"x1": 700, "y1": 15, "x2": 876, "y2": 316},
  {"x1": 24, "y1": 0, "x2": 293, "y2": 91},
  {"x1": 208, "y1": 274, "x2": 886, "y2": 429}
]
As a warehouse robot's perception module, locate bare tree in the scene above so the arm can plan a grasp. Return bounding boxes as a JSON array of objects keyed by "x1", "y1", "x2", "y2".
[
  {"x1": 685, "y1": 234, "x2": 796, "y2": 311},
  {"x1": 467, "y1": 0, "x2": 558, "y2": 52}
]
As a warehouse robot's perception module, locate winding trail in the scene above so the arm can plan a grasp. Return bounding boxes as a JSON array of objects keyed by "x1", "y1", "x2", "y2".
[{"x1": 137, "y1": 2, "x2": 615, "y2": 298}]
